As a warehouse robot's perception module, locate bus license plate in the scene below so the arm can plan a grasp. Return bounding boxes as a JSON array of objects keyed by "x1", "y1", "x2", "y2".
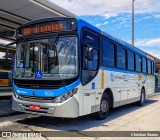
[{"x1": 29, "y1": 104, "x2": 40, "y2": 111}]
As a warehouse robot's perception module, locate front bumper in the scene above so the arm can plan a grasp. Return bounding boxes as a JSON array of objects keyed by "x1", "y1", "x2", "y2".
[{"x1": 12, "y1": 95, "x2": 79, "y2": 118}]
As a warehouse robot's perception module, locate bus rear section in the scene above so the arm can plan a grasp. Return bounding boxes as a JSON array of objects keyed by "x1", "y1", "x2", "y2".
[
  {"x1": 0, "y1": 70, "x2": 13, "y2": 96},
  {"x1": 0, "y1": 70, "x2": 9, "y2": 87}
]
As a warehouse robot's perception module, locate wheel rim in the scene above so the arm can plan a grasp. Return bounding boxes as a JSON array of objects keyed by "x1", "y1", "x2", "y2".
[{"x1": 100, "y1": 99, "x2": 108, "y2": 113}]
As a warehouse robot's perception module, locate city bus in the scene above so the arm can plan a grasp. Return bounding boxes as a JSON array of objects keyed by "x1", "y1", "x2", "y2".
[
  {"x1": 0, "y1": 70, "x2": 12, "y2": 96},
  {"x1": 12, "y1": 17, "x2": 155, "y2": 119}
]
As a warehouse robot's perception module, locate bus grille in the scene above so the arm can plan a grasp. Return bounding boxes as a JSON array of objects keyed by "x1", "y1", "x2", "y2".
[
  {"x1": 14, "y1": 79, "x2": 62, "y2": 89},
  {"x1": 18, "y1": 95, "x2": 56, "y2": 103}
]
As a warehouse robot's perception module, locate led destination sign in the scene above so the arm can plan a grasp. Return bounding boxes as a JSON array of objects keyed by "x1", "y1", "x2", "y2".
[
  {"x1": 20, "y1": 19, "x2": 77, "y2": 36},
  {"x1": 23, "y1": 24, "x2": 63, "y2": 36}
]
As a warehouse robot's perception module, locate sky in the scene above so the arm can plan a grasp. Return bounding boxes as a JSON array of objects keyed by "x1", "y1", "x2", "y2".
[
  {"x1": 0, "y1": 0, "x2": 159, "y2": 59},
  {"x1": 50, "y1": 0, "x2": 160, "y2": 58}
]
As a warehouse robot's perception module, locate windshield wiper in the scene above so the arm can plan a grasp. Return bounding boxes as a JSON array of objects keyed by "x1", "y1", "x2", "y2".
[{"x1": 49, "y1": 35, "x2": 59, "y2": 77}]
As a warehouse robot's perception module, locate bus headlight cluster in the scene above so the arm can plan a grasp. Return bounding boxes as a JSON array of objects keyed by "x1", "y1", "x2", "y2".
[
  {"x1": 13, "y1": 91, "x2": 19, "y2": 99},
  {"x1": 54, "y1": 88, "x2": 78, "y2": 103}
]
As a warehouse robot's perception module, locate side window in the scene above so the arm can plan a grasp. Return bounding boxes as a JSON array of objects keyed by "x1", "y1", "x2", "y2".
[
  {"x1": 117, "y1": 46, "x2": 126, "y2": 69},
  {"x1": 102, "y1": 39, "x2": 115, "y2": 67},
  {"x1": 82, "y1": 30, "x2": 99, "y2": 49},
  {"x1": 142, "y1": 58, "x2": 147, "y2": 73},
  {"x1": 147, "y1": 60, "x2": 151, "y2": 74},
  {"x1": 0, "y1": 72, "x2": 8, "y2": 79},
  {"x1": 136, "y1": 55, "x2": 141, "y2": 72},
  {"x1": 84, "y1": 47, "x2": 98, "y2": 70},
  {"x1": 127, "y1": 51, "x2": 134, "y2": 70}
]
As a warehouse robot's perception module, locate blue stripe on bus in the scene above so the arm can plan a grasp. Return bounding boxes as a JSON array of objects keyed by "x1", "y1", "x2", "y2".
[
  {"x1": 100, "y1": 66, "x2": 147, "y2": 76},
  {"x1": 65, "y1": 78, "x2": 80, "y2": 91},
  {"x1": 13, "y1": 78, "x2": 80, "y2": 97}
]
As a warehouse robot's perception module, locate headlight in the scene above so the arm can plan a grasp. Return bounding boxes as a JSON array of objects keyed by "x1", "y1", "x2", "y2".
[
  {"x1": 54, "y1": 88, "x2": 78, "y2": 103},
  {"x1": 13, "y1": 91, "x2": 19, "y2": 99}
]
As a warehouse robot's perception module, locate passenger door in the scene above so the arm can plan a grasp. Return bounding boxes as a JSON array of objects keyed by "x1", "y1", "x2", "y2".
[{"x1": 81, "y1": 29, "x2": 100, "y2": 115}]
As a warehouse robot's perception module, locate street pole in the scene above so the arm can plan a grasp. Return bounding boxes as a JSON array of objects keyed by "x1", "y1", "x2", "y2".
[{"x1": 132, "y1": 0, "x2": 135, "y2": 46}]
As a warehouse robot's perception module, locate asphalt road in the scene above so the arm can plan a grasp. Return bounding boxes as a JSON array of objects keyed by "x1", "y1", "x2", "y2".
[{"x1": 0, "y1": 94, "x2": 160, "y2": 140}]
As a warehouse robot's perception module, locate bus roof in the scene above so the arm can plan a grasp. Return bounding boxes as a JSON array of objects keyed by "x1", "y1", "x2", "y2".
[
  {"x1": 16, "y1": 17, "x2": 155, "y2": 61},
  {"x1": 76, "y1": 18, "x2": 155, "y2": 61}
]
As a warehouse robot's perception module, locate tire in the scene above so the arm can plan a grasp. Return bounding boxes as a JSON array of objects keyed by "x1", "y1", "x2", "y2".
[
  {"x1": 138, "y1": 89, "x2": 145, "y2": 106},
  {"x1": 97, "y1": 93, "x2": 110, "y2": 120}
]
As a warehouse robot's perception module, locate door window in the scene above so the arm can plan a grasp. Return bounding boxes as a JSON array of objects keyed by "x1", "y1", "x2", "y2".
[{"x1": 81, "y1": 30, "x2": 99, "y2": 85}]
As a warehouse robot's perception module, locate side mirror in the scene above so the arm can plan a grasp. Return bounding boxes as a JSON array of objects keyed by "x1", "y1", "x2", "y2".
[{"x1": 87, "y1": 47, "x2": 93, "y2": 61}]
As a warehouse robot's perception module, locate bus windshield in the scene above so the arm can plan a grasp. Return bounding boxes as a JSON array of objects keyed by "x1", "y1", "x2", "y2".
[{"x1": 14, "y1": 36, "x2": 78, "y2": 79}]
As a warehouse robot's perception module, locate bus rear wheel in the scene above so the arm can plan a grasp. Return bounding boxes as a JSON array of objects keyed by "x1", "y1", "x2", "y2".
[{"x1": 97, "y1": 94, "x2": 109, "y2": 120}]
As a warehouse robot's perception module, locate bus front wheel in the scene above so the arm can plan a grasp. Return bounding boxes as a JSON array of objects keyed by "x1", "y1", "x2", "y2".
[{"x1": 97, "y1": 93, "x2": 110, "y2": 120}]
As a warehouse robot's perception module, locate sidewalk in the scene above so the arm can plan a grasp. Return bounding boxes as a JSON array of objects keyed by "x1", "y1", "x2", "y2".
[{"x1": 0, "y1": 98, "x2": 21, "y2": 117}]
